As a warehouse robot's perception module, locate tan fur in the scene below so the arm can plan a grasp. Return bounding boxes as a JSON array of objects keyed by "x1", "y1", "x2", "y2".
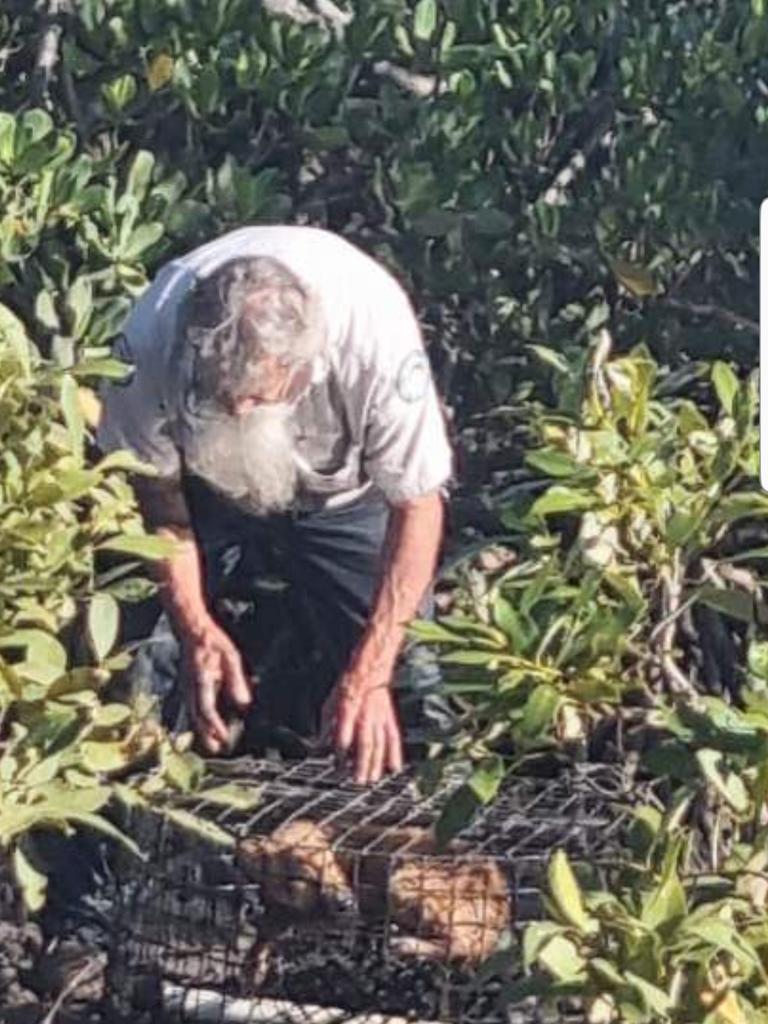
[
  {"x1": 237, "y1": 818, "x2": 511, "y2": 971},
  {"x1": 238, "y1": 819, "x2": 354, "y2": 917},
  {"x1": 387, "y1": 856, "x2": 510, "y2": 963}
]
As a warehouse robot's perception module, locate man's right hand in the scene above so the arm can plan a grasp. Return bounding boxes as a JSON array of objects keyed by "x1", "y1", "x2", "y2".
[{"x1": 181, "y1": 621, "x2": 253, "y2": 754}]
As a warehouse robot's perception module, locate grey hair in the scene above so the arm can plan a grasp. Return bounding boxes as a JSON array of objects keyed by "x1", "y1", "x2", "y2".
[{"x1": 181, "y1": 255, "x2": 324, "y2": 405}]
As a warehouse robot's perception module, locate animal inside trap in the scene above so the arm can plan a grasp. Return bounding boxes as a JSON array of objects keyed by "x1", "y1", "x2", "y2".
[{"x1": 106, "y1": 758, "x2": 653, "y2": 1024}]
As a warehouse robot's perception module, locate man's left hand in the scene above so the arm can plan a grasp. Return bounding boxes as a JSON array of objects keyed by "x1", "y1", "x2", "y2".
[{"x1": 321, "y1": 682, "x2": 403, "y2": 785}]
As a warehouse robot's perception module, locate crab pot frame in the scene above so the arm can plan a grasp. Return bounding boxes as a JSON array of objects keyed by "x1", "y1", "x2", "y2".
[{"x1": 106, "y1": 759, "x2": 655, "y2": 1024}]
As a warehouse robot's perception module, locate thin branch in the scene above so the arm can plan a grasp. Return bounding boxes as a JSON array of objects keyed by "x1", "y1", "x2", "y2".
[
  {"x1": 661, "y1": 297, "x2": 759, "y2": 336},
  {"x1": 38, "y1": 956, "x2": 102, "y2": 1024},
  {"x1": 31, "y1": 0, "x2": 66, "y2": 107},
  {"x1": 656, "y1": 554, "x2": 700, "y2": 701},
  {"x1": 537, "y1": 97, "x2": 615, "y2": 207},
  {"x1": 263, "y1": 0, "x2": 351, "y2": 37},
  {"x1": 373, "y1": 61, "x2": 443, "y2": 98}
]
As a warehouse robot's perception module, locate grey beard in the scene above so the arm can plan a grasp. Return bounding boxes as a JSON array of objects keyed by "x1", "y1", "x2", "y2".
[{"x1": 182, "y1": 404, "x2": 298, "y2": 514}]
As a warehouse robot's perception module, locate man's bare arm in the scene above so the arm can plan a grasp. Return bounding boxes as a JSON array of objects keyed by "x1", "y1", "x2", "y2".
[
  {"x1": 349, "y1": 490, "x2": 444, "y2": 689},
  {"x1": 133, "y1": 476, "x2": 251, "y2": 752},
  {"x1": 325, "y1": 490, "x2": 444, "y2": 783}
]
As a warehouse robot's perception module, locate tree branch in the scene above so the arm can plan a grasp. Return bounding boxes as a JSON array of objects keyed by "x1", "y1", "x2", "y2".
[
  {"x1": 657, "y1": 554, "x2": 700, "y2": 701},
  {"x1": 262, "y1": 0, "x2": 351, "y2": 38},
  {"x1": 661, "y1": 297, "x2": 759, "y2": 336}
]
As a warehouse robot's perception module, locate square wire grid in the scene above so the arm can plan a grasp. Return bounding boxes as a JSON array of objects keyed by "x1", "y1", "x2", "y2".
[{"x1": 107, "y1": 758, "x2": 657, "y2": 1024}]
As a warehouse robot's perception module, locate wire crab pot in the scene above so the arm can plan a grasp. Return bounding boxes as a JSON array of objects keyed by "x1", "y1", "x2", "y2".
[{"x1": 106, "y1": 758, "x2": 657, "y2": 1024}]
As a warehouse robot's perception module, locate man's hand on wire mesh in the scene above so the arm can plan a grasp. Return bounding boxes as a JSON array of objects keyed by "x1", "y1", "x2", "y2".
[
  {"x1": 321, "y1": 681, "x2": 403, "y2": 785},
  {"x1": 182, "y1": 621, "x2": 253, "y2": 754}
]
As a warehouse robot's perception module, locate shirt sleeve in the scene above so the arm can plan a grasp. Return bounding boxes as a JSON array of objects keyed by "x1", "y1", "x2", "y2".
[
  {"x1": 361, "y1": 282, "x2": 453, "y2": 504},
  {"x1": 96, "y1": 278, "x2": 182, "y2": 479}
]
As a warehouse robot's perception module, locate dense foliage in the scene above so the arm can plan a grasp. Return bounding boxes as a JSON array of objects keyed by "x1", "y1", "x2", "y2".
[
  {"x1": 0, "y1": 1, "x2": 765, "y2": 1019},
  {"x1": 0, "y1": 305, "x2": 172, "y2": 910},
  {"x1": 419, "y1": 345, "x2": 768, "y2": 1021},
  {"x1": 0, "y1": 1, "x2": 762, "y2": 439}
]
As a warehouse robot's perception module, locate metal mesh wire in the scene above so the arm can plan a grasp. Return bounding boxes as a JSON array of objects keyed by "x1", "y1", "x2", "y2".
[{"x1": 107, "y1": 759, "x2": 657, "y2": 1024}]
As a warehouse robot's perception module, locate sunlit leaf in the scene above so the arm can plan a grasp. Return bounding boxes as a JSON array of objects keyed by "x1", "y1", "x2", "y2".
[
  {"x1": 147, "y1": 53, "x2": 175, "y2": 92},
  {"x1": 87, "y1": 593, "x2": 119, "y2": 663},
  {"x1": 548, "y1": 851, "x2": 597, "y2": 934}
]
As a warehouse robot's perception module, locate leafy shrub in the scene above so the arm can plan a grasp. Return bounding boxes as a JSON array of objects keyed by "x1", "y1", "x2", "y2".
[
  {"x1": 0, "y1": 303, "x2": 186, "y2": 910},
  {"x1": 419, "y1": 340, "x2": 768, "y2": 1020},
  {"x1": 521, "y1": 840, "x2": 768, "y2": 1024},
  {"x1": 417, "y1": 340, "x2": 762, "y2": 775}
]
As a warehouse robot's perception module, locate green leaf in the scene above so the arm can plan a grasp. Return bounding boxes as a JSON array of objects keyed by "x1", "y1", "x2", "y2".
[
  {"x1": 609, "y1": 258, "x2": 657, "y2": 297},
  {"x1": 126, "y1": 150, "x2": 154, "y2": 202},
  {"x1": 441, "y1": 649, "x2": 498, "y2": 665},
  {"x1": 105, "y1": 576, "x2": 156, "y2": 603},
  {"x1": 585, "y1": 301, "x2": 609, "y2": 332},
  {"x1": 681, "y1": 918, "x2": 760, "y2": 973},
  {"x1": 537, "y1": 934, "x2": 587, "y2": 982},
  {"x1": 91, "y1": 703, "x2": 132, "y2": 728},
  {"x1": 102, "y1": 74, "x2": 137, "y2": 113},
  {"x1": 641, "y1": 854, "x2": 687, "y2": 930},
  {"x1": 35, "y1": 290, "x2": 60, "y2": 332},
  {"x1": 193, "y1": 65, "x2": 221, "y2": 116},
  {"x1": 162, "y1": 749, "x2": 204, "y2": 792},
  {"x1": 162, "y1": 807, "x2": 234, "y2": 848},
  {"x1": 407, "y1": 620, "x2": 465, "y2": 645},
  {"x1": 19, "y1": 109, "x2": 53, "y2": 145},
  {"x1": 413, "y1": 0, "x2": 437, "y2": 41},
  {"x1": 520, "y1": 684, "x2": 560, "y2": 739},
  {"x1": 303, "y1": 126, "x2": 351, "y2": 151},
  {"x1": 146, "y1": 53, "x2": 175, "y2": 92},
  {"x1": 65, "y1": 277, "x2": 93, "y2": 340},
  {"x1": 696, "y1": 749, "x2": 750, "y2": 813},
  {"x1": 411, "y1": 210, "x2": 459, "y2": 237},
  {"x1": 748, "y1": 641, "x2": 768, "y2": 681},
  {"x1": 715, "y1": 493, "x2": 768, "y2": 523},
  {"x1": 525, "y1": 450, "x2": 585, "y2": 478},
  {"x1": 0, "y1": 302, "x2": 33, "y2": 370},
  {"x1": 98, "y1": 534, "x2": 177, "y2": 560},
  {"x1": 467, "y1": 757, "x2": 505, "y2": 803},
  {"x1": 435, "y1": 784, "x2": 481, "y2": 848},
  {"x1": 665, "y1": 511, "x2": 699, "y2": 546},
  {"x1": 468, "y1": 209, "x2": 514, "y2": 236},
  {"x1": 522, "y1": 921, "x2": 566, "y2": 970},
  {"x1": 530, "y1": 486, "x2": 596, "y2": 517},
  {"x1": 61, "y1": 373, "x2": 85, "y2": 457},
  {"x1": 627, "y1": 805, "x2": 662, "y2": 858},
  {"x1": 12, "y1": 844, "x2": 48, "y2": 911},
  {"x1": 0, "y1": 111, "x2": 15, "y2": 163},
  {"x1": 81, "y1": 740, "x2": 132, "y2": 773},
  {"x1": 548, "y1": 851, "x2": 597, "y2": 934},
  {"x1": 87, "y1": 593, "x2": 119, "y2": 663},
  {"x1": 624, "y1": 972, "x2": 672, "y2": 1016},
  {"x1": 66, "y1": 811, "x2": 143, "y2": 858},
  {"x1": 492, "y1": 595, "x2": 529, "y2": 649},
  {"x1": 695, "y1": 585, "x2": 754, "y2": 624},
  {"x1": 72, "y1": 358, "x2": 133, "y2": 381},
  {"x1": 0, "y1": 630, "x2": 66, "y2": 672},
  {"x1": 120, "y1": 222, "x2": 164, "y2": 261},
  {"x1": 526, "y1": 345, "x2": 571, "y2": 374},
  {"x1": 589, "y1": 957, "x2": 626, "y2": 988},
  {"x1": 197, "y1": 783, "x2": 262, "y2": 810},
  {"x1": 712, "y1": 361, "x2": 739, "y2": 415}
]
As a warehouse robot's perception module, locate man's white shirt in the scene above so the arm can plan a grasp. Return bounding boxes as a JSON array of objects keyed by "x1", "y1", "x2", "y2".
[{"x1": 97, "y1": 225, "x2": 454, "y2": 509}]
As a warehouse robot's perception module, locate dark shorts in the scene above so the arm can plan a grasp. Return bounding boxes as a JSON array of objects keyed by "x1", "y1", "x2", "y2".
[{"x1": 128, "y1": 477, "x2": 451, "y2": 756}]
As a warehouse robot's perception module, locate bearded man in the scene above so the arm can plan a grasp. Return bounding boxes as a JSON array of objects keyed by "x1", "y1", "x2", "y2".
[{"x1": 98, "y1": 225, "x2": 454, "y2": 784}]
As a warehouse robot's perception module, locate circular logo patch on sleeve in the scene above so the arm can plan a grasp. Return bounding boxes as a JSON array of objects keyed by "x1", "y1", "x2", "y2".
[{"x1": 396, "y1": 350, "x2": 430, "y2": 402}]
